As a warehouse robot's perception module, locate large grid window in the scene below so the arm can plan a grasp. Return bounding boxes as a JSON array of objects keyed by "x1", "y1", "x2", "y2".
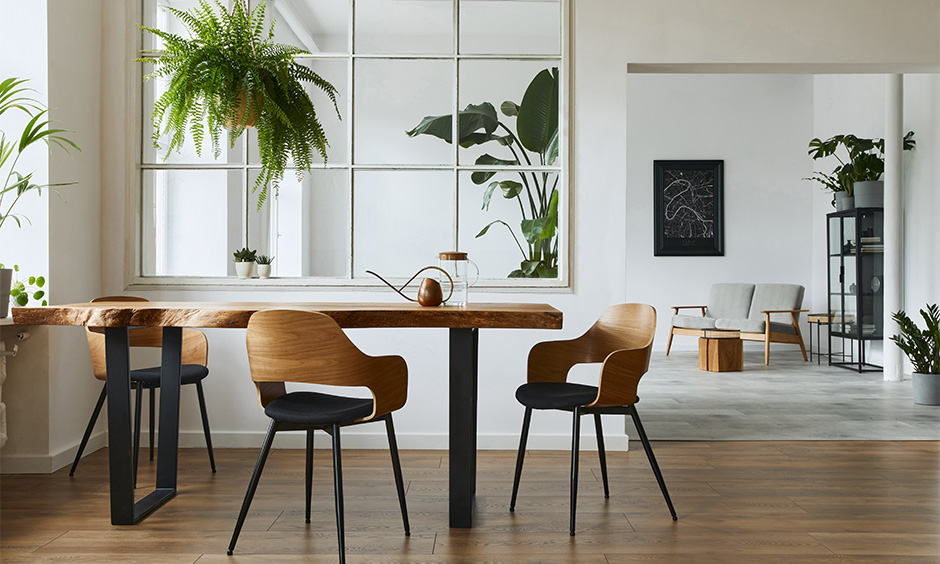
[{"x1": 138, "y1": 0, "x2": 567, "y2": 287}]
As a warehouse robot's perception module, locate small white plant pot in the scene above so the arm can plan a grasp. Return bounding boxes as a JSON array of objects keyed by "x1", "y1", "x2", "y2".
[
  {"x1": 235, "y1": 261, "x2": 254, "y2": 279},
  {"x1": 257, "y1": 264, "x2": 272, "y2": 279}
]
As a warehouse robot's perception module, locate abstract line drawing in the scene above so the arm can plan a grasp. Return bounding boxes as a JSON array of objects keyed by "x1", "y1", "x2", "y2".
[{"x1": 653, "y1": 160, "x2": 724, "y2": 256}]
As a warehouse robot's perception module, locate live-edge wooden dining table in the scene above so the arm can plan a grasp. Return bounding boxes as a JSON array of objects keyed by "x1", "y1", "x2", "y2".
[{"x1": 12, "y1": 301, "x2": 562, "y2": 528}]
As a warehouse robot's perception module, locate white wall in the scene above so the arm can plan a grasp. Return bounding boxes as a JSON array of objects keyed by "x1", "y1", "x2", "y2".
[
  {"x1": 625, "y1": 74, "x2": 815, "y2": 350},
  {"x1": 5, "y1": 0, "x2": 936, "y2": 467},
  {"x1": 46, "y1": 0, "x2": 103, "y2": 459}
]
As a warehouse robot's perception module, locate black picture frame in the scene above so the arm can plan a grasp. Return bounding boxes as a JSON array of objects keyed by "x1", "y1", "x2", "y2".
[{"x1": 653, "y1": 160, "x2": 724, "y2": 256}]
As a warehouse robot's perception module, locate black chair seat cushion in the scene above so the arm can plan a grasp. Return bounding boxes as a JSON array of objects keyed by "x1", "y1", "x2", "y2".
[
  {"x1": 264, "y1": 391, "x2": 374, "y2": 426},
  {"x1": 516, "y1": 382, "x2": 599, "y2": 410},
  {"x1": 131, "y1": 364, "x2": 209, "y2": 387}
]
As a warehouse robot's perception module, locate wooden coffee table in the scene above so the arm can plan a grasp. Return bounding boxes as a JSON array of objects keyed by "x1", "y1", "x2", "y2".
[{"x1": 698, "y1": 329, "x2": 743, "y2": 372}]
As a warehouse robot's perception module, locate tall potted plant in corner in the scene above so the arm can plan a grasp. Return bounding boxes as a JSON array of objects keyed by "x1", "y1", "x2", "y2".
[
  {"x1": 805, "y1": 132, "x2": 915, "y2": 210},
  {"x1": 139, "y1": 0, "x2": 340, "y2": 210},
  {"x1": 891, "y1": 304, "x2": 940, "y2": 406},
  {"x1": 407, "y1": 68, "x2": 559, "y2": 278},
  {"x1": 0, "y1": 77, "x2": 80, "y2": 317}
]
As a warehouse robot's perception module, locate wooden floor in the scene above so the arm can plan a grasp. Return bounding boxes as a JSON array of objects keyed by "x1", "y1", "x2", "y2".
[{"x1": 2, "y1": 441, "x2": 938, "y2": 563}]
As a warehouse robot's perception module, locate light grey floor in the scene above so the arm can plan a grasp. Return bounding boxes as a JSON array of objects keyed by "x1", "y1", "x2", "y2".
[{"x1": 630, "y1": 349, "x2": 940, "y2": 441}]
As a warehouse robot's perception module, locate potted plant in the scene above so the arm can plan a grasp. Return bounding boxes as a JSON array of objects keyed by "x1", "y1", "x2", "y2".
[
  {"x1": 139, "y1": 0, "x2": 340, "y2": 210},
  {"x1": 805, "y1": 131, "x2": 915, "y2": 210},
  {"x1": 0, "y1": 77, "x2": 80, "y2": 316},
  {"x1": 233, "y1": 247, "x2": 257, "y2": 279},
  {"x1": 891, "y1": 304, "x2": 940, "y2": 406},
  {"x1": 255, "y1": 254, "x2": 274, "y2": 279},
  {"x1": 407, "y1": 68, "x2": 559, "y2": 278}
]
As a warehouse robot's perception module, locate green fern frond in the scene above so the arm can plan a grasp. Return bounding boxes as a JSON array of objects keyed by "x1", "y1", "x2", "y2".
[{"x1": 138, "y1": 0, "x2": 339, "y2": 209}]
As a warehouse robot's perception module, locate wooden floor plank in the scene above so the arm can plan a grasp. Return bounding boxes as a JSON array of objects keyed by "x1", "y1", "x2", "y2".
[{"x1": 1, "y1": 441, "x2": 937, "y2": 563}]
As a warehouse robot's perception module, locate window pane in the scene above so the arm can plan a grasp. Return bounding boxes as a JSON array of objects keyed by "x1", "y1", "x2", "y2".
[
  {"x1": 248, "y1": 58, "x2": 349, "y2": 165},
  {"x1": 141, "y1": 169, "x2": 241, "y2": 276},
  {"x1": 459, "y1": 0, "x2": 560, "y2": 55},
  {"x1": 458, "y1": 60, "x2": 560, "y2": 166},
  {"x1": 248, "y1": 169, "x2": 350, "y2": 277},
  {"x1": 353, "y1": 170, "x2": 455, "y2": 278},
  {"x1": 268, "y1": 0, "x2": 350, "y2": 54},
  {"x1": 355, "y1": 59, "x2": 454, "y2": 166},
  {"x1": 355, "y1": 0, "x2": 453, "y2": 54},
  {"x1": 458, "y1": 170, "x2": 559, "y2": 279}
]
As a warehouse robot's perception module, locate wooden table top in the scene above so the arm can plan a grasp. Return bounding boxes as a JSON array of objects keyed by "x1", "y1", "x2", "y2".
[{"x1": 11, "y1": 301, "x2": 563, "y2": 330}]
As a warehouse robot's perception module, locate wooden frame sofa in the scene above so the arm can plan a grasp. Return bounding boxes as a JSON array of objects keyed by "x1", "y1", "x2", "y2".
[{"x1": 666, "y1": 283, "x2": 808, "y2": 365}]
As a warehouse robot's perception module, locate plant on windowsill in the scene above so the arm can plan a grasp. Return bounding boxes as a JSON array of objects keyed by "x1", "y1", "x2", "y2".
[
  {"x1": 407, "y1": 68, "x2": 559, "y2": 278},
  {"x1": 138, "y1": 0, "x2": 340, "y2": 210},
  {"x1": 804, "y1": 131, "x2": 915, "y2": 210},
  {"x1": 233, "y1": 247, "x2": 257, "y2": 279},
  {"x1": 0, "y1": 77, "x2": 80, "y2": 317},
  {"x1": 891, "y1": 304, "x2": 940, "y2": 406},
  {"x1": 255, "y1": 254, "x2": 274, "y2": 279}
]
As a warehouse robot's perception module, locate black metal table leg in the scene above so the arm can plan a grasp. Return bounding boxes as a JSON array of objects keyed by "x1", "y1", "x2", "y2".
[
  {"x1": 449, "y1": 328, "x2": 478, "y2": 528},
  {"x1": 104, "y1": 327, "x2": 134, "y2": 525},
  {"x1": 104, "y1": 326, "x2": 180, "y2": 525}
]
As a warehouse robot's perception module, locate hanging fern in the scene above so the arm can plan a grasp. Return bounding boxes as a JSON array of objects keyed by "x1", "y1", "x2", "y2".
[{"x1": 139, "y1": 0, "x2": 339, "y2": 209}]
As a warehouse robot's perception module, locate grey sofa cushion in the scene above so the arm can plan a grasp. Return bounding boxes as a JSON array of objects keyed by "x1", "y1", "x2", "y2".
[
  {"x1": 672, "y1": 314, "x2": 718, "y2": 330},
  {"x1": 748, "y1": 284, "x2": 805, "y2": 325},
  {"x1": 705, "y1": 284, "x2": 755, "y2": 320},
  {"x1": 715, "y1": 318, "x2": 799, "y2": 335}
]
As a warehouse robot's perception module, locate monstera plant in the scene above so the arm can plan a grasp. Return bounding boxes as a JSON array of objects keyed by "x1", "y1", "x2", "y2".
[
  {"x1": 407, "y1": 68, "x2": 559, "y2": 278},
  {"x1": 139, "y1": 0, "x2": 340, "y2": 210}
]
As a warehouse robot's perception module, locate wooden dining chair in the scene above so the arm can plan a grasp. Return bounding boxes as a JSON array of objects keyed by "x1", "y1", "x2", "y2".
[
  {"x1": 69, "y1": 296, "x2": 216, "y2": 479},
  {"x1": 509, "y1": 303, "x2": 677, "y2": 535},
  {"x1": 228, "y1": 309, "x2": 410, "y2": 563}
]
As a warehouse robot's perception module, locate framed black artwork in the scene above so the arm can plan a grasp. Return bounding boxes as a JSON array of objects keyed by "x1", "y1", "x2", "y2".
[{"x1": 653, "y1": 160, "x2": 724, "y2": 256}]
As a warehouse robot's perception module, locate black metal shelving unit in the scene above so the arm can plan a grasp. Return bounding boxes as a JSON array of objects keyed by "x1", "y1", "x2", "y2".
[{"x1": 827, "y1": 207, "x2": 884, "y2": 372}]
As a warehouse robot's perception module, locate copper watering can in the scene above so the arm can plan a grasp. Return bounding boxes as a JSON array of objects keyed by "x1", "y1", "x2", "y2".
[{"x1": 366, "y1": 266, "x2": 454, "y2": 307}]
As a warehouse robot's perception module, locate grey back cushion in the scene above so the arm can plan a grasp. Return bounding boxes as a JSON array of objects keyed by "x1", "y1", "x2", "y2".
[
  {"x1": 705, "y1": 283, "x2": 755, "y2": 319},
  {"x1": 748, "y1": 284, "x2": 805, "y2": 324}
]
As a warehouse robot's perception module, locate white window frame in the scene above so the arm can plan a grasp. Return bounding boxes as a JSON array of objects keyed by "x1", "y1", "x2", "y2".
[{"x1": 129, "y1": 0, "x2": 570, "y2": 290}]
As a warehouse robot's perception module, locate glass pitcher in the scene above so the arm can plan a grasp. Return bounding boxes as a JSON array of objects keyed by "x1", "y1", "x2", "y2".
[{"x1": 438, "y1": 251, "x2": 480, "y2": 306}]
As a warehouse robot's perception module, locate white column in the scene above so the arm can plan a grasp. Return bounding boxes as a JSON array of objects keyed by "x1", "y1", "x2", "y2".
[{"x1": 883, "y1": 75, "x2": 903, "y2": 382}]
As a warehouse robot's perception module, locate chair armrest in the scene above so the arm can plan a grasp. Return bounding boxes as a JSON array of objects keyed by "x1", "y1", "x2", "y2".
[
  {"x1": 760, "y1": 309, "x2": 808, "y2": 314},
  {"x1": 591, "y1": 346, "x2": 652, "y2": 407},
  {"x1": 671, "y1": 305, "x2": 707, "y2": 316},
  {"x1": 365, "y1": 355, "x2": 409, "y2": 419}
]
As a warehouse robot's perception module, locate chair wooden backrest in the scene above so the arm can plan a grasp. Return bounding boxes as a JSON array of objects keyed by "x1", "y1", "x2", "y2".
[
  {"x1": 245, "y1": 309, "x2": 408, "y2": 422},
  {"x1": 527, "y1": 303, "x2": 656, "y2": 407},
  {"x1": 85, "y1": 296, "x2": 208, "y2": 380}
]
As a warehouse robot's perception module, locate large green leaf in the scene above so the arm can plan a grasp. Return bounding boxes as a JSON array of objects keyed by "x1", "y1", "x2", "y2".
[
  {"x1": 471, "y1": 154, "x2": 517, "y2": 185},
  {"x1": 516, "y1": 68, "x2": 558, "y2": 155},
  {"x1": 406, "y1": 102, "x2": 499, "y2": 145},
  {"x1": 481, "y1": 180, "x2": 523, "y2": 211},
  {"x1": 521, "y1": 217, "x2": 551, "y2": 245}
]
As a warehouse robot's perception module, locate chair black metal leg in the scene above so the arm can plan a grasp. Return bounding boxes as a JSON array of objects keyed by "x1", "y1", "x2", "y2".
[
  {"x1": 629, "y1": 406, "x2": 677, "y2": 521},
  {"x1": 305, "y1": 429, "x2": 314, "y2": 524},
  {"x1": 569, "y1": 406, "x2": 582, "y2": 536},
  {"x1": 149, "y1": 388, "x2": 155, "y2": 461},
  {"x1": 331, "y1": 423, "x2": 346, "y2": 564},
  {"x1": 133, "y1": 383, "x2": 143, "y2": 486},
  {"x1": 385, "y1": 414, "x2": 410, "y2": 536},
  {"x1": 228, "y1": 420, "x2": 278, "y2": 555},
  {"x1": 195, "y1": 381, "x2": 216, "y2": 472},
  {"x1": 594, "y1": 413, "x2": 610, "y2": 499},
  {"x1": 509, "y1": 407, "x2": 532, "y2": 511},
  {"x1": 70, "y1": 384, "x2": 108, "y2": 476}
]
